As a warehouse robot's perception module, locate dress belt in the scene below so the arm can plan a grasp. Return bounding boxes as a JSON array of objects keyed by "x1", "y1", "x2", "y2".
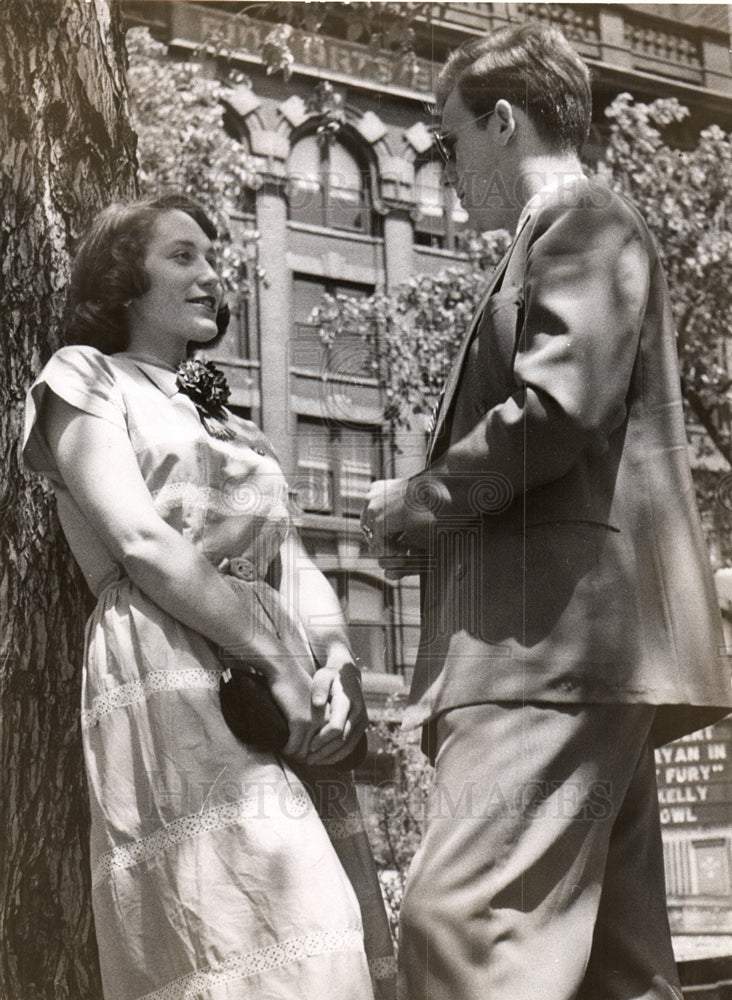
[
  {"x1": 92, "y1": 559, "x2": 259, "y2": 604},
  {"x1": 216, "y1": 555, "x2": 284, "y2": 640},
  {"x1": 217, "y1": 556, "x2": 258, "y2": 582}
]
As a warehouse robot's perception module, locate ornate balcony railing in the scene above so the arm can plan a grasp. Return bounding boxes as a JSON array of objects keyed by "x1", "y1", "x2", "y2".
[
  {"x1": 427, "y1": 3, "x2": 730, "y2": 95},
  {"x1": 124, "y1": 1, "x2": 732, "y2": 100}
]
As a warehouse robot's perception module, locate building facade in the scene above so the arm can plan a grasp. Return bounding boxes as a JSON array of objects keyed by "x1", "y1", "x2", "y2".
[{"x1": 122, "y1": 1, "x2": 732, "y2": 980}]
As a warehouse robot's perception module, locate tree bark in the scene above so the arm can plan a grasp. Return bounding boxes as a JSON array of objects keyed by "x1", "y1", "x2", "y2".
[{"x1": 0, "y1": 2, "x2": 136, "y2": 996}]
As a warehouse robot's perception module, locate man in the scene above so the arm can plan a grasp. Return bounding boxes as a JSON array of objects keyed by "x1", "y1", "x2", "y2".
[{"x1": 361, "y1": 22, "x2": 732, "y2": 1000}]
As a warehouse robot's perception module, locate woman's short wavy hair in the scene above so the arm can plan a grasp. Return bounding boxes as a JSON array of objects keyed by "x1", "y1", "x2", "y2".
[
  {"x1": 67, "y1": 193, "x2": 230, "y2": 354},
  {"x1": 436, "y1": 22, "x2": 592, "y2": 155}
]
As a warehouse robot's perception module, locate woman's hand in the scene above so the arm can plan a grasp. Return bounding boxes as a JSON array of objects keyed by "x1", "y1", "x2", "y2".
[
  {"x1": 306, "y1": 656, "x2": 368, "y2": 766},
  {"x1": 268, "y1": 666, "x2": 320, "y2": 761},
  {"x1": 275, "y1": 537, "x2": 368, "y2": 764}
]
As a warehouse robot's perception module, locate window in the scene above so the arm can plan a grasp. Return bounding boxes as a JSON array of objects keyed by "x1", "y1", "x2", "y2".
[
  {"x1": 229, "y1": 292, "x2": 254, "y2": 361},
  {"x1": 326, "y1": 571, "x2": 393, "y2": 674},
  {"x1": 295, "y1": 417, "x2": 381, "y2": 519},
  {"x1": 289, "y1": 135, "x2": 372, "y2": 234},
  {"x1": 291, "y1": 275, "x2": 374, "y2": 377},
  {"x1": 295, "y1": 419, "x2": 334, "y2": 515},
  {"x1": 414, "y1": 158, "x2": 468, "y2": 250},
  {"x1": 339, "y1": 428, "x2": 378, "y2": 516},
  {"x1": 208, "y1": 201, "x2": 258, "y2": 362},
  {"x1": 228, "y1": 404, "x2": 252, "y2": 423},
  {"x1": 692, "y1": 839, "x2": 731, "y2": 896}
]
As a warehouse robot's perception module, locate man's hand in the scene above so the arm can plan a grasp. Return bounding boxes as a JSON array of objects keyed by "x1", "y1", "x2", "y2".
[
  {"x1": 306, "y1": 659, "x2": 368, "y2": 766},
  {"x1": 360, "y1": 478, "x2": 409, "y2": 552},
  {"x1": 361, "y1": 478, "x2": 432, "y2": 578}
]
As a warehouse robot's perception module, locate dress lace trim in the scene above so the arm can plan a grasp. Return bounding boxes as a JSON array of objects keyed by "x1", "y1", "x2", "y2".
[
  {"x1": 153, "y1": 481, "x2": 289, "y2": 522},
  {"x1": 321, "y1": 811, "x2": 366, "y2": 840},
  {"x1": 135, "y1": 930, "x2": 366, "y2": 1000},
  {"x1": 370, "y1": 956, "x2": 398, "y2": 981},
  {"x1": 82, "y1": 668, "x2": 221, "y2": 729},
  {"x1": 92, "y1": 790, "x2": 312, "y2": 888}
]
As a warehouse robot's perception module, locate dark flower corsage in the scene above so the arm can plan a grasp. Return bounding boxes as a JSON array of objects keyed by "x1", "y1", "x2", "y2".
[{"x1": 175, "y1": 358, "x2": 235, "y2": 440}]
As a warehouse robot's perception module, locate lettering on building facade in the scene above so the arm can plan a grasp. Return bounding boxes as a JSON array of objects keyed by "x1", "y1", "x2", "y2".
[
  {"x1": 655, "y1": 721, "x2": 731, "y2": 827},
  {"x1": 172, "y1": 4, "x2": 436, "y2": 95}
]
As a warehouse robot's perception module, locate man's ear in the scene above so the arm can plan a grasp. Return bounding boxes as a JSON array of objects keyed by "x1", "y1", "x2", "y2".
[{"x1": 495, "y1": 99, "x2": 517, "y2": 146}]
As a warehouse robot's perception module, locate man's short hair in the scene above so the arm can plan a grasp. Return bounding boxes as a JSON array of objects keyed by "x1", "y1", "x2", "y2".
[{"x1": 436, "y1": 22, "x2": 592, "y2": 154}]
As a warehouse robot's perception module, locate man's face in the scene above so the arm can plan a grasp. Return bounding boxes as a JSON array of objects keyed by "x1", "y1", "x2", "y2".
[{"x1": 439, "y1": 88, "x2": 515, "y2": 233}]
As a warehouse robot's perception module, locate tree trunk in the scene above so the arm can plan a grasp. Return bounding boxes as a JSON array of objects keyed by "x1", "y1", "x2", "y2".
[{"x1": 0, "y1": 2, "x2": 136, "y2": 996}]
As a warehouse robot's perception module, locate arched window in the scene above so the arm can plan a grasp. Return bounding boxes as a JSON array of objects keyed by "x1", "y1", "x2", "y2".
[
  {"x1": 414, "y1": 158, "x2": 468, "y2": 250},
  {"x1": 289, "y1": 135, "x2": 372, "y2": 234}
]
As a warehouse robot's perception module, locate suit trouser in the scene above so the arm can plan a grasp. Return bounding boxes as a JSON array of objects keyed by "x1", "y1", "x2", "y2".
[{"x1": 398, "y1": 702, "x2": 683, "y2": 1000}]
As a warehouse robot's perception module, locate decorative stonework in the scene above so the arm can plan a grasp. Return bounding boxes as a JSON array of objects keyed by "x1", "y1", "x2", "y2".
[
  {"x1": 225, "y1": 84, "x2": 262, "y2": 121},
  {"x1": 378, "y1": 156, "x2": 416, "y2": 212},
  {"x1": 404, "y1": 121, "x2": 434, "y2": 158},
  {"x1": 356, "y1": 110, "x2": 388, "y2": 145},
  {"x1": 248, "y1": 129, "x2": 290, "y2": 160},
  {"x1": 515, "y1": 3, "x2": 600, "y2": 47},
  {"x1": 624, "y1": 18, "x2": 702, "y2": 70},
  {"x1": 277, "y1": 94, "x2": 309, "y2": 129}
]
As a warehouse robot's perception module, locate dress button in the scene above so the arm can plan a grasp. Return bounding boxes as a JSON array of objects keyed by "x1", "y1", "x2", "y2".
[{"x1": 253, "y1": 446, "x2": 266, "y2": 456}]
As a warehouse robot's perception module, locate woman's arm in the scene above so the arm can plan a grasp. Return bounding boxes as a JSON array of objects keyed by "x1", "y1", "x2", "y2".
[
  {"x1": 278, "y1": 532, "x2": 368, "y2": 765},
  {"x1": 44, "y1": 392, "x2": 316, "y2": 759}
]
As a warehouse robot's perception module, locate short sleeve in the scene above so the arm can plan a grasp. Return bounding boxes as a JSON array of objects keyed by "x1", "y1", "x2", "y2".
[{"x1": 23, "y1": 345, "x2": 127, "y2": 481}]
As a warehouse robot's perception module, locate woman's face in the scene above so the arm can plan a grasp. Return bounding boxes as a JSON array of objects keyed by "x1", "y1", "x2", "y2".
[{"x1": 126, "y1": 209, "x2": 223, "y2": 360}]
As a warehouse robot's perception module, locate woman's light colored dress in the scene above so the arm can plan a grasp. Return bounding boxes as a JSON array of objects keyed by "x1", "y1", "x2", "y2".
[{"x1": 23, "y1": 346, "x2": 391, "y2": 1000}]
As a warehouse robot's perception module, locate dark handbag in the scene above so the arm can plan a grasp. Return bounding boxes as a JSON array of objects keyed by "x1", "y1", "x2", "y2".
[
  {"x1": 219, "y1": 667, "x2": 289, "y2": 750},
  {"x1": 219, "y1": 667, "x2": 368, "y2": 769}
]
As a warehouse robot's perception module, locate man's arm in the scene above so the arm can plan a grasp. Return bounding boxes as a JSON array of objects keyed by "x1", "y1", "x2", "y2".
[{"x1": 396, "y1": 194, "x2": 652, "y2": 544}]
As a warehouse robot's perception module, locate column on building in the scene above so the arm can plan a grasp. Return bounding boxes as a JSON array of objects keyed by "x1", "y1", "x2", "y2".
[
  {"x1": 219, "y1": 85, "x2": 297, "y2": 477},
  {"x1": 251, "y1": 129, "x2": 296, "y2": 478},
  {"x1": 380, "y1": 155, "x2": 425, "y2": 480},
  {"x1": 378, "y1": 156, "x2": 425, "y2": 680}
]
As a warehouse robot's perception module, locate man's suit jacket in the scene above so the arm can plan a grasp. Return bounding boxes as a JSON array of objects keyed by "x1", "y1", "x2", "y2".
[{"x1": 400, "y1": 175, "x2": 732, "y2": 744}]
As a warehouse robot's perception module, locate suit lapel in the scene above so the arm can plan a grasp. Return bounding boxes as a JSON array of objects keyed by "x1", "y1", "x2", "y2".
[{"x1": 426, "y1": 234, "x2": 520, "y2": 462}]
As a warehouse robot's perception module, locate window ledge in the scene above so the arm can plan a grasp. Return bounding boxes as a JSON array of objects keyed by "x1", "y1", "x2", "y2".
[
  {"x1": 288, "y1": 220, "x2": 384, "y2": 245},
  {"x1": 414, "y1": 243, "x2": 470, "y2": 262},
  {"x1": 290, "y1": 366, "x2": 381, "y2": 388}
]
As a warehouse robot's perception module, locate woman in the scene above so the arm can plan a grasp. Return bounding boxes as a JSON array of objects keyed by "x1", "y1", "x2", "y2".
[{"x1": 23, "y1": 194, "x2": 395, "y2": 1000}]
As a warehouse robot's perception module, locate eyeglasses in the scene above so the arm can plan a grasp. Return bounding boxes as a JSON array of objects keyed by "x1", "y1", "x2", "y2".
[{"x1": 431, "y1": 109, "x2": 496, "y2": 165}]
